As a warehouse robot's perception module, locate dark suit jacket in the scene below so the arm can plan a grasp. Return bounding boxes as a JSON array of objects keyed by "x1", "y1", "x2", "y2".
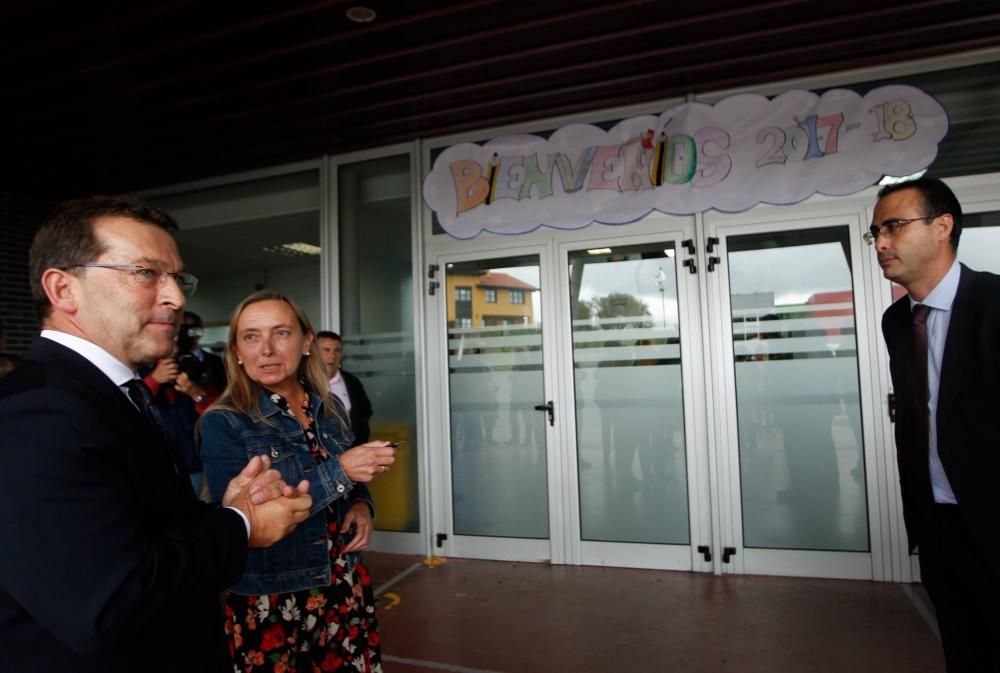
[
  {"x1": 883, "y1": 264, "x2": 1000, "y2": 576},
  {"x1": 0, "y1": 337, "x2": 248, "y2": 672},
  {"x1": 341, "y1": 369, "x2": 373, "y2": 447}
]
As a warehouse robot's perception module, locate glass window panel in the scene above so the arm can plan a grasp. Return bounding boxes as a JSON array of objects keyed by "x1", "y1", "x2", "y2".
[
  {"x1": 569, "y1": 242, "x2": 690, "y2": 544},
  {"x1": 147, "y1": 170, "x2": 321, "y2": 349},
  {"x1": 728, "y1": 227, "x2": 869, "y2": 552},
  {"x1": 338, "y1": 155, "x2": 419, "y2": 533},
  {"x1": 446, "y1": 255, "x2": 548, "y2": 538},
  {"x1": 957, "y1": 211, "x2": 1000, "y2": 273}
]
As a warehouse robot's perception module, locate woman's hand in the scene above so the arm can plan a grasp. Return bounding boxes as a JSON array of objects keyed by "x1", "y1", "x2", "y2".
[
  {"x1": 337, "y1": 441, "x2": 396, "y2": 483},
  {"x1": 340, "y1": 501, "x2": 374, "y2": 553}
]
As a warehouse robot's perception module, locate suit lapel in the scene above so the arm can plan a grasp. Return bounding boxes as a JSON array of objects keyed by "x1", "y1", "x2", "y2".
[
  {"x1": 28, "y1": 338, "x2": 193, "y2": 496},
  {"x1": 937, "y1": 265, "x2": 975, "y2": 426},
  {"x1": 29, "y1": 338, "x2": 140, "y2": 420}
]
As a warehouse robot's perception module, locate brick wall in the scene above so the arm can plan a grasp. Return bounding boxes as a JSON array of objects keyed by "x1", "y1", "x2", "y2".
[{"x1": 1, "y1": 190, "x2": 51, "y2": 355}]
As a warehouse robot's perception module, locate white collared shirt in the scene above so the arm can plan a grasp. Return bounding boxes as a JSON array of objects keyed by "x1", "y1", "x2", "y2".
[
  {"x1": 41, "y1": 329, "x2": 135, "y2": 391},
  {"x1": 328, "y1": 370, "x2": 351, "y2": 413},
  {"x1": 908, "y1": 258, "x2": 961, "y2": 504}
]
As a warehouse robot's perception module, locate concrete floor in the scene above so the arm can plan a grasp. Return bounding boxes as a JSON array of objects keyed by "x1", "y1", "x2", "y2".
[{"x1": 364, "y1": 552, "x2": 943, "y2": 673}]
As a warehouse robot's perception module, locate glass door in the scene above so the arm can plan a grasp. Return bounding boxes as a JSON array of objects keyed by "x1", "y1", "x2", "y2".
[
  {"x1": 709, "y1": 215, "x2": 879, "y2": 579},
  {"x1": 439, "y1": 252, "x2": 554, "y2": 561},
  {"x1": 560, "y1": 225, "x2": 709, "y2": 571}
]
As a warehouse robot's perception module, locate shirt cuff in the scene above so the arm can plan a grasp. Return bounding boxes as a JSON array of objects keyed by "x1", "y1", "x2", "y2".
[{"x1": 225, "y1": 505, "x2": 251, "y2": 538}]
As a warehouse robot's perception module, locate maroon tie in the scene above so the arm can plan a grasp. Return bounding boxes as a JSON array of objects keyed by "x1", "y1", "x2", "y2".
[
  {"x1": 911, "y1": 304, "x2": 932, "y2": 501},
  {"x1": 125, "y1": 378, "x2": 163, "y2": 428}
]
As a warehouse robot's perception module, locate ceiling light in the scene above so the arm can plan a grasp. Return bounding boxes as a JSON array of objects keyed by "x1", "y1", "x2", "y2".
[
  {"x1": 346, "y1": 6, "x2": 376, "y2": 23},
  {"x1": 587, "y1": 247, "x2": 612, "y2": 255},
  {"x1": 664, "y1": 249, "x2": 675, "y2": 258},
  {"x1": 262, "y1": 242, "x2": 322, "y2": 257}
]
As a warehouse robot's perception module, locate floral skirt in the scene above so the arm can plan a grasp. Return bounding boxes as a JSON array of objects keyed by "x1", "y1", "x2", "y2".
[{"x1": 224, "y1": 559, "x2": 382, "y2": 673}]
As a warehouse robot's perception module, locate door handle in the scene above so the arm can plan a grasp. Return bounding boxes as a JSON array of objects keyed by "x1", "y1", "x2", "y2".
[{"x1": 533, "y1": 400, "x2": 555, "y2": 427}]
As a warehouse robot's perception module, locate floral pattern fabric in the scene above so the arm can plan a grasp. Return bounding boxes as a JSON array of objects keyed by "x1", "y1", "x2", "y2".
[{"x1": 223, "y1": 388, "x2": 382, "y2": 673}]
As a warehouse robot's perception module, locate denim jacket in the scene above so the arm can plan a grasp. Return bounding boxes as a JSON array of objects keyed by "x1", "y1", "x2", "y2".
[{"x1": 200, "y1": 388, "x2": 373, "y2": 595}]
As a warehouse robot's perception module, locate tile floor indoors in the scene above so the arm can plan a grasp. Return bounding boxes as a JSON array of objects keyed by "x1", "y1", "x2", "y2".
[{"x1": 364, "y1": 552, "x2": 943, "y2": 673}]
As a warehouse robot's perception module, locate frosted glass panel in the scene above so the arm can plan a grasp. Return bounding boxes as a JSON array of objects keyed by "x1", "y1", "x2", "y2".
[
  {"x1": 447, "y1": 256, "x2": 548, "y2": 538},
  {"x1": 570, "y1": 243, "x2": 689, "y2": 544},
  {"x1": 338, "y1": 155, "x2": 419, "y2": 533},
  {"x1": 146, "y1": 170, "x2": 322, "y2": 350},
  {"x1": 957, "y1": 211, "x2": 1000, "y2": 273},
  {"x1": 728, "y1": 227, "x2": 868, "y2": 552}
]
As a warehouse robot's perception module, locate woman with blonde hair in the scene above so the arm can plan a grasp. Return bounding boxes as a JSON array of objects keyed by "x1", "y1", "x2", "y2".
[{"x1": 200, "y1": 290, "x2": 396, "y2": 672}]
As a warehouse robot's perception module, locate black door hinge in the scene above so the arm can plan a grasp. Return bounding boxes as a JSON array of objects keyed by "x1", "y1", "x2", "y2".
[
  {"x1": 683, "y1": 259, "x2": 697, "y2": 274},
  {"x1": 697, "y1": 545, "x2": 712, "y2": 562},
  {"x1": 429, "y1": 265, "x2": 441, "y2": 295},
  {"x1": 436, "y1": 533, "x2": 448, "y2": 548},
  {"x1": 707, "y1": 256, "x2": 721, "y2": 272},
  {"x1": 722, "y1": 546, "x2": 737, "y2": 563}
]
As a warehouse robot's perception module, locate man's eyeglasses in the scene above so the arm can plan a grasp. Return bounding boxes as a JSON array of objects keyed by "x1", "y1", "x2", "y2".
[
  {"x1": 64, "y1": 264, "x2": 198, "y2": 296},
  {"x1": 863, "y1": 216, "x2": 935, "y2": 245}
]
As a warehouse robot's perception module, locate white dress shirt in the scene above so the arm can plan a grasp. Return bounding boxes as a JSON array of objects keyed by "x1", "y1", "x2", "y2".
[
  {"x1": 328, "y1": 370, "x2": 352, "y2": 413},
  {"x1": 908, "y1": 259, "x2": 961, "y2": 504}
]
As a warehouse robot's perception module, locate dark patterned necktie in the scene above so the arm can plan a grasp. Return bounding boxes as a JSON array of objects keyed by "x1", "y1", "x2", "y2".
[
  {"x1": 911, "y1": 304, "x2": 933, "y2": 501},
  {"x1": 125, "y1": 378, "x2": 185, "y2": 478},
  {"x1": 125, "y1": 378, "x2": 163, "y2": 428}
]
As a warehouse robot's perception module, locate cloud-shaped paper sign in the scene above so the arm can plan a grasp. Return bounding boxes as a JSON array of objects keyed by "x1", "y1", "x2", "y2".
[{"x1": 422, "y1": 85, "x2": 948, "y2": 239}]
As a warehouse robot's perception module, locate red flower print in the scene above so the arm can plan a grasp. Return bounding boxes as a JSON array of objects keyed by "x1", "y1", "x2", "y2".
[
  {"x1": 367, "y1": 629, "x2": 381, "y2": 647},
  {"x1": 356, "y1": 564, "x2": 371, "y2": 584},
  {"x1": 306, "y1": 594, "x2": 327, "y2": 612},
  {"x1": 260, "y1": 623, "x2": 286, "y2": 652},
  {"x1": 320, "y1": 651, "x2": 344, "y2": 672}
]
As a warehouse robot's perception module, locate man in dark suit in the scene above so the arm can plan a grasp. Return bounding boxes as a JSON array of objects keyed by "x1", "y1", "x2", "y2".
[
  {"x1": 177, "y1": 310, "x2": 227, "y2": 396},
  {"x1": 874, "y1": 177, "x2": 1000, "y2": 672},
  {"x1": 317, "y1": 330, "x2": 373, "y2": 446},
  {"x1": 0, "y1": 196, "x2": 313, "y2": 672}
]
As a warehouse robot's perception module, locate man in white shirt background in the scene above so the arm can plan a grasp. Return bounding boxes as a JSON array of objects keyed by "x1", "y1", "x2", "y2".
[{"x1": 317, "y1": 330, "x2": 373, "y2": 447}]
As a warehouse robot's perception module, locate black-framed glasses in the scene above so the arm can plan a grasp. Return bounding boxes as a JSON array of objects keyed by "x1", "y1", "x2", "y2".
[
  {"x1": 65, "y1": 264, "x2": 198, "y2": 296},
  {"x1": 863, "y1": 216, "x2": 935, "y2": 245}
]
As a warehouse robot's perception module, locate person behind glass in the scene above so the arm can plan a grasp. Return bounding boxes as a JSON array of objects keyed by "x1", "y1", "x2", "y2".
[
  {"x1": 872, "y1": 177, "x2": 1000, "y2": 672},
  {"x1": 178, "y1": 310, "x2": 228, "y2": 394},
  {"x1": 142, "y1": 311, "x2": 227, "y2": 495},
  {"x1": 0, "y1": 196, "x2": 312, "y2": 673},
  {"x1": 200, "y1": 291, "x2": 396, "y2": 673},
  {"x1": 317, "y1": 329, "x2": 373, "y2": 446}
]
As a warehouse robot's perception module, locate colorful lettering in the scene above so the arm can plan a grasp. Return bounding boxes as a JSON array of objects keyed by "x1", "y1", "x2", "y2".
[
  {"x1": 664, "y1": 134, "x2": 697, "y2": 184},
  {"x1": 451, "y1": 160, "x2": 488, "y2": 213},
  {"x1": 870, "y1": 100, "x2": 917, "y2": 141},
  {"x1": 519, "y1": 153, "x2": 557, "y2": 200},
  {"x1": 493, "y1": 156, "x2": 524, "y2": 201},
  {"x1": 588, "y1": 145, "x2": 622, "y2": 191},
  {"x1": 692, "y1": 127, "x2": 731, "y2": 187},
  {"x1": 620, "y1": 138, "x2": 653, "y2": 191},
  {"x1": 553, "y1": 147, "x2": 597, "y2": 193}
]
